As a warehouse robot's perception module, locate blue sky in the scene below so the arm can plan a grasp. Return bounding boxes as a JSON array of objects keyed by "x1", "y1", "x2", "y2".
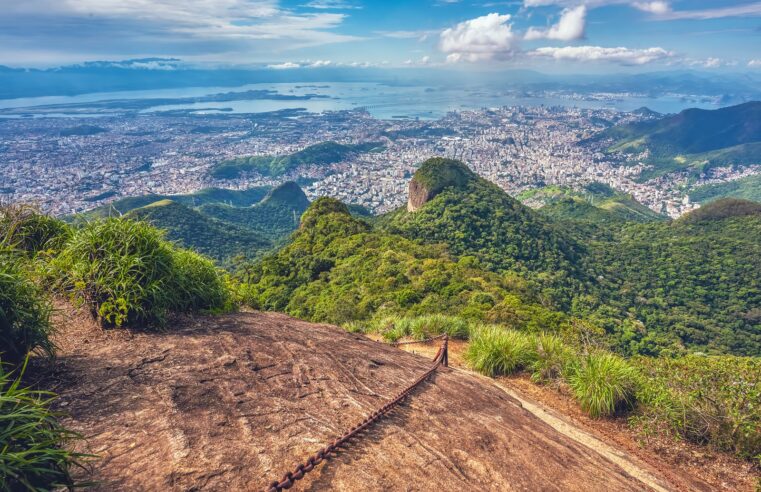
[{"x1": 1, "y1": 0, "x2": 760, "y2": 72}]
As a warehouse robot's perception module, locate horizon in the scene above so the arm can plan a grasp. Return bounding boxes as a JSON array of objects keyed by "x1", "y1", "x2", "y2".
[{"x1": 2, "y1": 0, "x2": 761, "y2": 75}]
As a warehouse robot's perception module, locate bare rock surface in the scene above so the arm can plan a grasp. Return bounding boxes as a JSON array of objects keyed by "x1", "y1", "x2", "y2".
[{"x1": 50, "y1": 310, "x2": 682, "y2": 491}]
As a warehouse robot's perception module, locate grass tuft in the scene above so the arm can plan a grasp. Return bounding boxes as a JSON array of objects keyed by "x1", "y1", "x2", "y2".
[
  {"x1": 465, "y1": 325, "x2": 535, "y2": 377},
  {"x1": 568, "y1": 352, "x2": 639, "y2": 418},
  {"x1": 0, "y1": 361, "x2": 86, "y2": 491}
]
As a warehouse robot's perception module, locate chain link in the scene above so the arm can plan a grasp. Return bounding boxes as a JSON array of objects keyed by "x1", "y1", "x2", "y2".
[{"x1": 263, "y1": 335, "x2": 449, "y2": 492}]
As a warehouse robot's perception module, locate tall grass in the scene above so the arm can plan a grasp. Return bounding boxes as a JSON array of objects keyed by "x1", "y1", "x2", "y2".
[
  {"x1": 47, "y1": 218, "x2": 228, "y2": 328},
  {"x1": 0, "y1": 205, "x2": 70, "y2": 255},
  {"x1": 465, "y1": 325, "x2": 535, "y2": 377},
  {"x1": 530, "y1": 333, "x2": 574, "y2": 383},
  {"x1": 369, "y1": 314, "x2": 470, "y2": 342},
  {"x1": 0, "y1": 362, "x2": 84, "y2": 491},
  {"x1": 568, "y1": 352, "x2": 639, "y2": 418},
  {"x1": 0, "y1": 254, "x2": 53, "y2": 364}
]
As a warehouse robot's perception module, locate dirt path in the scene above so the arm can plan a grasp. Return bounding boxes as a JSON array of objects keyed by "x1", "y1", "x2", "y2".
[{"x1": 45, "y1": 310, "x2": 714, "y2": 491}]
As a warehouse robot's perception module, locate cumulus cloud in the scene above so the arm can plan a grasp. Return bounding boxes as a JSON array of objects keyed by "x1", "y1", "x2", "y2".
[
  {"x1": 749, "y1": 59, "x2": 761, "y2": 68},
  {"x1": 439, "y1": 13, "x2": 518, "y2": 63},
  {"x1": 531, "y1": 45, "x2": 673, "y2": 65},
  {"x1": 524, "y1": 5, "x2": 586, "y2": 41}
]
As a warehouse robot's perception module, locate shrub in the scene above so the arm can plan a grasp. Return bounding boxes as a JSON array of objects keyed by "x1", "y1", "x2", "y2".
[
  {"x1": 168, "y1": 249, "x2": 229, "y2": 313},
  {"x1": 0, "y1": 205, "x2": 70, "y2": 255},
  {"x1": 530, "y1": 333, "x2": 575, "y2": 383},
  {"x1": 407, "y1": 314, "x2": 470, "y2": 340},
  {"x1": 0, "y1": 253, "x2": 53, "y2": 364},
  {"x1": 48, "y1": 218, "x2": 227, "y2": 328},
  {"x1": 465, "y1": 325, "x2": 535, "y2": 377},
  {"x1": 633, "y1": 355, "x2": 761, "y2": 459},
  {"x1": 0, "y1": 362, "x2": 84, "y2": 491},
  {"x1": 568, "y1": 352, "x2": 639, "y2": 418}
]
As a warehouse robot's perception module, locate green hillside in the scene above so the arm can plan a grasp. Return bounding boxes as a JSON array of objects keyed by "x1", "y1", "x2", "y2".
[
  {"x1": 211, "y1": 141, "x2": 384, "y2": 179},
  {"x1": 523, "y1": 183, "x2": 665, "y2": 225},
  {"x1": 241, "y1": 158, "x2": 761, "y2": 357},
  {"x1": 127, "y1": 200, "x2": 271, "y2": 264},
  {"x1": 381, "y1": 159, "x2": 587, "y2": 308},
  {"x1": 595, "y1": 101, "x2": 761, "y2": 179},
  {"x1": 80, "y1": 186, "x2": 272, "y2": 219},
  {"x1": 199, "y1": 181, "x2": 310, "y2": 239},
  {"x1": 690, "y1": 174, "x2": 761, "y2": 204}
]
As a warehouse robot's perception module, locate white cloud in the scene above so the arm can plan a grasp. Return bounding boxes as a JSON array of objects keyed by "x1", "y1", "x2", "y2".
[
  {"x1": 439, "y1": 13, "x2": 518, "y2": 63},
  {"x1": 531, "y1": 45, "x2": 673, "y2": 65},
  {"x1": 302, "y1": 0, "x2": 361, "y2": 9},
  {"x1": 632, "y1": 1, "x2": 670, "y2": 14},
  {"x1": 267, "y1": 61, "x2": 300, "y2": 69},
  {"x1": 524, "y1": 5, "x2": 586, "y2": 41},
  {"x1": 308, "y1": 59, "x2": 332, "y2": 67},
  {"x1": 523, "y1": 0, "x2": 761, "y2": 19},
  {"x1": 749, "y1": 59, "x2": 761, "y2": 68}
]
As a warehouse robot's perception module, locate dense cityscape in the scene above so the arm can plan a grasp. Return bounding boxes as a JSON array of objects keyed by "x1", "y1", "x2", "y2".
[{"x1": 2, "y1": 105, "x2": 758, "y2": 217}]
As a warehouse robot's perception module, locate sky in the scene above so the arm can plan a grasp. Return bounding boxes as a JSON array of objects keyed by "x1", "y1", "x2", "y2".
[{"x1": 1, "y1": 0, "x2": 760, "y2": 72}]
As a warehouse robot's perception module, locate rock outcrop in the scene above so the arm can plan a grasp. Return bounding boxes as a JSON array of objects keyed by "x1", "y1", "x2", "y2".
[{"x1": 407, "y1": 157, "x2": 477, "y2": 212}]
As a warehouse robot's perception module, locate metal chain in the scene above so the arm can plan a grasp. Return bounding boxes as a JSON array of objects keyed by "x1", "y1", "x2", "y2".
[
  {"x1": 263, "y1": 335, "x2": 449, "y2": 492},
  {"x1": 390, "y1": 333, "x2": 448, "y2": 346}
]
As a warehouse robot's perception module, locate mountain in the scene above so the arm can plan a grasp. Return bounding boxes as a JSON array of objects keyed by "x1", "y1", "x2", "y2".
[
  {"x1": 245, "y1": 158, "x2": 761, "y2": 357},
  {"x1": 75, "y1": 183, "x2": 309, "y2": 264},
  {"x1": 199, "y1": 181, "x2": 310, "y2": 239},
  {"x1": 79, "y1": 186, "x2": 272, "y2": 219},
  {"x1": 126, "y1": 200, "x2": 271, "y2": 264},
  {"x1": 522, "y1": 183, "x2": 665, "y2": 224},
  {"x1": 210, "y1": 141, "x2": 384, "y2": 179},
  {"x1": 689, "y1": 174, "x2": 761, "y2": 204},
  {"x1": 381, "y1": 158, "x2": 588, "y2": 307},
  {"x1": 594, "y1": 101, "x2": 761, "y2": 179}
]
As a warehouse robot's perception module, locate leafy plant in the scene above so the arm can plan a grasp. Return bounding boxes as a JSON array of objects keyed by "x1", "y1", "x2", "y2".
[
  {"x1": 0, "y1": 205, "x2": 70, "y2": 256},
  {"x1": 530, "y1": 333, "x2": 575, "y2": 383},
  {"x1": 465, "y1": 325, "x2": 535, "y2": 377},
  {"x1": 0, "y1": 253, "x2": 53, "y2": 364},
  {"x1": 47, "y1": 217, "x2": 228, "y2": 328},
  {"x1": 0, "y1": 362, "x2": 85, "y2": 491},
  {"x1": 568, "y1": 352, "x2": 639, "y2": 418},
  {"x1": 634, "y1": 355, "x2": 761, "y2": 459}
]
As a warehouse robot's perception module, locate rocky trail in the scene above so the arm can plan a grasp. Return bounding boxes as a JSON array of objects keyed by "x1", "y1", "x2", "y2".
[{"x1": 43, "y1": 309, "x2": 718, "y2": 491}]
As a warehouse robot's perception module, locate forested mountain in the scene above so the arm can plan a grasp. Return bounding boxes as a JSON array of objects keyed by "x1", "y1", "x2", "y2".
[
  {"x1": 246, "y1": 158, "x2": 761, "y2": 356},
  {"x1": 593, "y1": 101, "x2": 761, "y2": 178},
  {"x1": 76, "y1": 182, "x2": 310, "y2": 264},
  {"x1": 127, "y1": 200, "x2": 271, "y2": 263},
  {"x1": 210, "y1": 141, "x2": 384, "y2": 179}
]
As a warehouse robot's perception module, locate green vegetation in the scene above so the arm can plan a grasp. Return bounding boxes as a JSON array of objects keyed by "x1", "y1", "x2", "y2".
[
  {"x1": 594, "y1": 102, "x2": 761, "y2": 178},
  {"x1": 127, "y1": 199, "x2": 271, "y2": 264},
  {"x1": 78, "y1": 186, "x2": 272, "y2": 220},
  {"x1": 75, "y1": 183, "x2": 309, "y2": 266},
  {"x1": 242, "y1": 197, "x2": 574, "y2": 330},
  {"x1": 633, "y1": 355, "x2": 760, "y2": 459},
  {"x1": 0, "y1": 254, "x2": 53, "y2": 364},
  {"x1": 211, "y1": 141, "x2": 384, "y2": 179},
  {"x1": 529, "y1": 183, "x2": 665, "y2": 225},
  {"x1": 690, "y1": 174, "x2": 761, "y2": 204},
  {"x1": 367, "y1": 314, "x2": 471, "y2": 342},
  {"x1": 47, "y1": 218, "x2": 228, "y2": 327},
  {"x1": 0, "y1": 363, "x2": 85, "y2": 491},
  {"x1": 199, "y1": 181, "x2": 310, "y2": 240},
  {"x1": 1, "y1": 205, "x2": 71, "y2": 256},
  {"x1": 382, "y1": 159, "x2": 586, "y2": 309},
  {"x1": 568, "y1": 352, "x2": 639, "y2": 418},
  {"x1": 465, "y1": 326, "x2": 534, "y2": 377}
]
